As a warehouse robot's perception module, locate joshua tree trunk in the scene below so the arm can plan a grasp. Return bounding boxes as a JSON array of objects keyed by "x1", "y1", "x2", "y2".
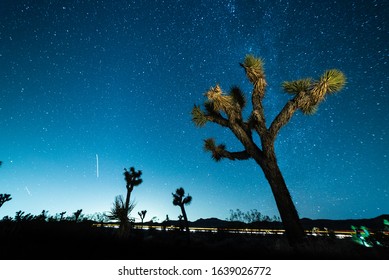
[
  {"x1": 180, "y1": 205, "x2": 190, "y2": 233},
  {"x1": 258, "y1": 154, "x2": 305, "y2": 245},
  {"x1": 180, "y1": 205, "x2": 191, "y2": 243},
  {"x1": 120, "y1": 167, "x2": 143, "y2": 234},
  {"x1": 124, "y1": 187, "x2": 133, "y2": 215}
]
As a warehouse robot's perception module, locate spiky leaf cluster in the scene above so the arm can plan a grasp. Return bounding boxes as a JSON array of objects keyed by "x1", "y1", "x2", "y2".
[
  {"x1": 205, "y1": 85, "x2": 234, "y2": 113},
  {"x1": 320, "y1": 69, "x2": 346, "y2": 94},
  {"x1": 241, "y1": 54, "x2": 265, "y2": 84},
  {"x1": 300, "y1": 104, "x2": 318, "y2": 115},
  {"x1": 282, "y1": 78, "x2": 312, "y2": 95},
  {"x1": 0, "y1": 193, "x2": 12, "y2": 208},
  {"x1": 311, "y1": 69, "x2": 346, "y2": 103},
  {"x1": 243, "y1": 54, "x2": 264, "y2": 69},
  {"x1": 204, "y1": 138, "x2": 227, "y2": 161},
  {"x1": 106, "y1": 195, "x2": 135, "y2": 223},
  {"x1": 230, "y1": 86, "x2": 246, "y2": 109},
  {"x1": 124, "y1": 167, "x2": 143, "y2": 188},
  {"x1": 191, "y1": 105, "x2": 207, "y2": 127},
  {"x1": 172, "y1": 187, "x2": 192, "y2": 206},
  {"x1": 283, "y1": 69, "x2": 346, "y2": 115}
]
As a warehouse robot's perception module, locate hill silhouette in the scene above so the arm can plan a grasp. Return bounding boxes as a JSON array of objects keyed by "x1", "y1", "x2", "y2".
[{"x1": 147, "y1": 215, "x2": 389, "y2": 231}]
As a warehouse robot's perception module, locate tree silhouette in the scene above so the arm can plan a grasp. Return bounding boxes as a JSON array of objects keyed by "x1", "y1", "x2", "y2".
[
  {"x1": 0, "y1": 194, "x2": 12, "y2": 208},
  {"x1": 192, "y1": 54, "x2": 346, "y2": 245},
  {"x1": 0, "y1": 163, "x2": 13, "y2": 209},
  {"x1": 73, "y1": 209, "x2": 83, "y2": 222},
  {"x1": 138, "y1": 210, "x2": 147, "y2": 224},
  {"x1": 59, "y1": 211, "x2": 66, "y2": 221},
  {"x1": 36, "y1": 210, "x2": 49, "y2": 222},
  {"x1": 14, "y1": 211, "x2": 34, "y2": 222},
  {"x1": 123, "y1": 167, "x2": 142, "y2": 215},
  {"x1": 172, "y1": 187, "x2": 192, "y2": 239},
  {"x1": 107, "y1": 195, "x2": 136, "y2": 236}
]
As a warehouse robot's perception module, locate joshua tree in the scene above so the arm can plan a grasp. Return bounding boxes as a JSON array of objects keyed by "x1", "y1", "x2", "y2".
[
  {"x1": 59, "y1": 211, "x2": 66, "y2": 221},
  {"x1": 107, "y1": 195, "x2": 136, "y2": 236},
  {"x1": 172, "y1": 187, "x2": 192, "y2": 237},
  {"x1": 138, "y1": 210, "x2": 147, "y2": 224},
  {"x1": 123, "y1": 167, "x2": 142, "y2": 216},
  {"x1": 35, "y1": 210, "x2": 49, "y2": 222},
  {"x1": 73, "y1": 209, "x2": 83, "y2": 222},
  {"x1": 192, "y1": 54, "x2": 346, "y2": 245},
  {"x1": 0, "y1": 193, "x2": 12, "y2": 209},
  {"x1": 0, "y1": 165, "x2": 12, "y2": 209},
  {"x1": 14, "y1": 211, "x2": 34, "y2": 222}
]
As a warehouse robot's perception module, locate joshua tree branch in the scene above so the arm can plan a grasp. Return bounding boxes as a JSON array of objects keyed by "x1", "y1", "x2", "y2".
[
  {"x1": 251, "y1": 94, "x2": 268, "y2": 137},
  {"x1": 268, "y1": 92, "x2": 314, "y2": 140},
  {"x1": 218, "y1": 148, "x2": 251, "y2": 161},
  {"x1": 228, "y1": 120, "x2": 265, "y2": 161},
  {"x1": 268, "y1": 97, "x2": 299, "y2": 140},
  {"x1": 206, "y1": 114, "x2": 229, "y2": 127}
]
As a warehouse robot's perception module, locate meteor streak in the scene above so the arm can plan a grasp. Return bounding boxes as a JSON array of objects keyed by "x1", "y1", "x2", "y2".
[{"x1": 96, "y1": 154, "x2": 99, "y2": 178}]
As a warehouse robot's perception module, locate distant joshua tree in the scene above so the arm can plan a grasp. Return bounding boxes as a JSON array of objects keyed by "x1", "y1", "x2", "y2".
[
  {"x1": 14, "y1": 211, "x2": 34, "y2": 222},
  {"x1": 59, "y1": 211, "x2": 66, "y2": 221},
  {"x1": 192, "y1": 54, "x2": 346, "y2": 245},
  {"x1": 138, "y1": 210, "x2": 147, "y2": 224},
  {"x1": 0, "y1": 194, "x2": 12, "y2": 208},
  {"x1": 36, "y1": 210, "x2": 49, "y2": 222},
  {"x1": 172, "y1": 187, "x2": 192, "y2": 238},
  {"x1": 73, "y1": 209, "x2": 83, "y2": 222},
  {"x1": 123, "y1": 167, "x2": 142, "y2": 216}
]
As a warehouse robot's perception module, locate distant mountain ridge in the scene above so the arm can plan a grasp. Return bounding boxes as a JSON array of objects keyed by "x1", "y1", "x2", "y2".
[
  {"x1": 300, "y1": 214, "x2": 389, "y2": 230},
  {"x1": 150, "y1": 215, "x2": 389, "y2": 231}
]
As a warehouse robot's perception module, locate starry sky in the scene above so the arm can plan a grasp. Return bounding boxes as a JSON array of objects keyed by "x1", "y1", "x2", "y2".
[{"x1": 0, "y1": 0, "x2": 388, "y2": 223}]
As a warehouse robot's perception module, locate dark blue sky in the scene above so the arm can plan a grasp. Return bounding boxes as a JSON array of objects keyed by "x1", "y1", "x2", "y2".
[{"x1": 1, "y1": 0, "x2": 388, "y2": 222}]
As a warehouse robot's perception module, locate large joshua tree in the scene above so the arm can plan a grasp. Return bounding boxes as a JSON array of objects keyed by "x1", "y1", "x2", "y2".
[{"x1": 192, "y1": 54, "x2": 346, "y2": 245}]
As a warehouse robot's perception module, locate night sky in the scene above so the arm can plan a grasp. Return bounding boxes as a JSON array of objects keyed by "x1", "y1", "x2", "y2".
[{"x1": 0, "y1": 0, "x2": 388, "y2": 223}]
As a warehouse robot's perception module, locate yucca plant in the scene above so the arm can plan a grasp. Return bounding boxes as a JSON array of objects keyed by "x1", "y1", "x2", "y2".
[
  {"x1": 191, "y1": 54, "x2": 346, "y2": 246},
  {"x1": 107, "y1": 195, "x2": 136, "y2": 237}
]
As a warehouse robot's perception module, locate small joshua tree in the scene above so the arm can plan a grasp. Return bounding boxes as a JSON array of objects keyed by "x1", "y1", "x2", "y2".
[
  {"x1": 138, "y1": 210, "x2": 147, "y2": 224},
  {"x1": 192, "y1": 54, "x2": 346, "y2": 245},
  {"x1": 172, "y1": 187, "x2": 192, "y2": 239},
  {"x1": 59, "y1": 211, "x2": 66, "y2": 221},
  {"x1": 0, "y1": 194, "x2": 12, "y2": 208},
  {"x1": 73, "y1": 209, "x2": 83, "y2": 222}
]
